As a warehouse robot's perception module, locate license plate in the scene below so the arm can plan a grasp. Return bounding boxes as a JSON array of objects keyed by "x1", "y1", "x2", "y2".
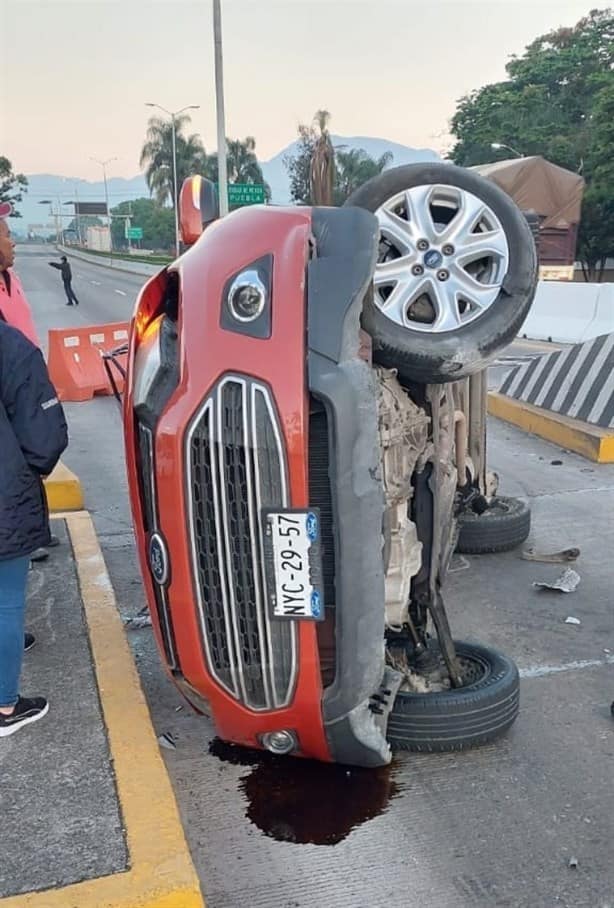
[{"x1": 264, "y1": 510, "x2": 324, "y2": 621}]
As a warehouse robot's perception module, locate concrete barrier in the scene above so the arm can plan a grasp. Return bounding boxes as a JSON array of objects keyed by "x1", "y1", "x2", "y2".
[
  {"x1": 488, "y1": 392, "x2": 614, "y2": 463},
  {"x1": 520, "y1": 281, "x2": 614, "y2": 344},
  {"x1": 58, "y1": 245, "x2": 164, "y2": 277},
  {"x1": 500, "y1": 332, "x2": 614, "y2": 429},
  {"x1": 44, "y1": 461, "x2": 84, "y2": 511}
]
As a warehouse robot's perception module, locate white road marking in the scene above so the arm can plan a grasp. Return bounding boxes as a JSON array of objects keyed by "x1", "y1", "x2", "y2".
[
  {"x1": 520, "y1": 656, "x2": 614, "y2": 679},
  {"x1": 90, "y1": 280, "x2": 101, "y2": 286},
  {"x1": 114, "y1": 289, "x2": 127, "y2": 296}
]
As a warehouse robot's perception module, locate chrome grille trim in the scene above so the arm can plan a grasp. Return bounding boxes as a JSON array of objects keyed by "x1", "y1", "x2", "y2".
[
  {"x1": 136, "y1": 422, "x2": 178, "y2": 671},
  {"x1": 185, "y1": 375, "x2": 298, "y2": 710}
]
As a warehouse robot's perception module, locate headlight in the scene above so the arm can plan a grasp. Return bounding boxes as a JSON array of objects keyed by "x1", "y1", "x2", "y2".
[
  {"x1": 227, "y1": 270, "x2": 266, "y2": 322},
  {"x1": 220, "y1": 254, "x2": 273, "y2": 339},
  {"x1": 133, "y1": 315, "x2": 163, "y2": 410}
]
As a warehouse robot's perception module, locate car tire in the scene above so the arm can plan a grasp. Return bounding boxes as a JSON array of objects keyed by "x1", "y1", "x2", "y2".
[
  {"x1": 387, "y1": 640, "x2": 519, "y2": 753},
  {"x1": 345, "y1": 163, "x2": 538, "y2": 384},
  {"x1": 456, "y1": 495, "x2": 531, "y2": 555}
]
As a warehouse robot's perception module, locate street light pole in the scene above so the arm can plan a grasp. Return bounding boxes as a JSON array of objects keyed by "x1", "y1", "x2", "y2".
[
  {"x1": 91, "y1": 156, "x2": 117, "y2": 251},
  {"x1": 490, "y1": 142, "x2": 524, "y2": 159},
  {"x1": 145, "y1": 102, "x2": 200, "y2": 256},
  {"x1": 213, "y1": 0, "x2": 229, "y2": 217},
  {"x1": 74, "y1": 181, "x2": 82, "y2": 245},
  {"x1": 68, "y1": 178, "x2": 85, "y2": 246},
  {"x1": 171, "y1": 113, "x2": 180, "y2": 256}
]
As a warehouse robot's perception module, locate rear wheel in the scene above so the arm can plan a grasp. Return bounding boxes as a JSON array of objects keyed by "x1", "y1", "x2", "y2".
[
  {"x1": 387, "y1": 640, "x2": 520, "y2": 753},
  {"x1": 456, "y1": 495, "x2": 531, "y2": 555},
  {"x1": 345, "y1": 163, "x2": 538, "y2": 383}
]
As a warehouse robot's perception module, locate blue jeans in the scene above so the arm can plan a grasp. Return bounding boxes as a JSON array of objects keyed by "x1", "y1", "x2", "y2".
[{"x1": 0, "y1": 556, "x2": 30, "y2": 707}]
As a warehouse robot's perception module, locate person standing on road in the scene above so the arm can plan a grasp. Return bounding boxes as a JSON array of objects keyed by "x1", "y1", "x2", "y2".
[
  {"x1": 0, "y1": 213, "x2": 40, "y2": 345},
  {"x1": 1, "y1": 210, "x2": 58, "y2": 560},
  {"x1": 48, "y1": 255, "x2": 79, "y2": 306},
  {"x1": 0, "y1": 320, "x2": 68, "y2": 736}
]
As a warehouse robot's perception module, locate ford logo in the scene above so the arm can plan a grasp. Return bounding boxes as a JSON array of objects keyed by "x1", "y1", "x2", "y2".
[
  {"x1": 311, "y1": 590, "x2": 322, "y2": 619},
  {"x1": 306, "y1": 511, "x2": 318, "y2": 542},
  {"x1": 148, "y1": 533, "x2": 169, "y2": 586},
  {"x1": 424, "y1": 249, "x2": 443, "y2": 270}
]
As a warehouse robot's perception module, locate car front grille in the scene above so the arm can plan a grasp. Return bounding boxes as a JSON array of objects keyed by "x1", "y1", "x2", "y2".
[{"x1": 186, "y1": 376, "x2": 297, "y2": 710}]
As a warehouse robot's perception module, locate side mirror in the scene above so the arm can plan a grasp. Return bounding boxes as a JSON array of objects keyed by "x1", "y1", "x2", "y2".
[{"x1": 179, "y1": 176, "x2": 219, "y2": 246}]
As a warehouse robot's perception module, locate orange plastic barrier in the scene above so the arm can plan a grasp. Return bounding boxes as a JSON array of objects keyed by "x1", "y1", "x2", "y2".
[{"x1": 47, "y1": 322, "x2": 130, "y2": 402}]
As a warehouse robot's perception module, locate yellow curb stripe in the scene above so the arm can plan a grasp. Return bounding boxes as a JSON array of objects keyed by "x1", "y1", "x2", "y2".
[
  {"x1": 44, "y1": 462, "x2": 84, "y2": 512},
  {"x1": 488, "y1": 392, "x2": 614, "y2": 464},
  {"x1": 0, "y1": 511, "x2": 205, "y2": 908}
]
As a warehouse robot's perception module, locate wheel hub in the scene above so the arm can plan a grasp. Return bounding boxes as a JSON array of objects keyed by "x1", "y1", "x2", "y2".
[{"x1": 374, "y1": 183, "x2": 510, "y2": 334}]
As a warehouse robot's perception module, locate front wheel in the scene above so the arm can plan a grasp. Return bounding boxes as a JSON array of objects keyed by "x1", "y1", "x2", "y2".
[{"x1": 387, "y1": 641, "x2": 519, "y2": 753}]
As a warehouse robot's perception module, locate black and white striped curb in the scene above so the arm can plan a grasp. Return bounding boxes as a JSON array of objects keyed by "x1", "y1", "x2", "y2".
[{"x1": 499, "y1": 333, "x2": 614, "y2": 429}]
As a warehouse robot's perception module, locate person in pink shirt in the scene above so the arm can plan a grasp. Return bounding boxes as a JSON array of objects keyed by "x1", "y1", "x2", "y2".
[
  {"x1": 0, "y1": 212, "x2": 40, "y2": 347},
  {"x1": 0, "y1": 208, "x2": 58, "y2": 558}
]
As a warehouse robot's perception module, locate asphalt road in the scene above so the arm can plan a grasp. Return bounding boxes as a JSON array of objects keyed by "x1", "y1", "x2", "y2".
[{"x1": 16, "y1": 244, "x2": 614, "y2": 908}]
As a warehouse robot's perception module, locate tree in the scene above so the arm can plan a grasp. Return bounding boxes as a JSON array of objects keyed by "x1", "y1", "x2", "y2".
[
  {"x1": 334, "y1": 147, "x2": 392, "y2": 205},
  {"x1": 284, "y1": 109, "x2": 336, "y2": 204},
  {"x1": 110, "y1": 198, "x2": 175, "y2": 251},
  {"x1": 205, "y1": 136, "x2": 271, "y2": 203},
  {"x1": 285, "y1": 111, "x2": 393, "y2": 205},
  {"x1": 577, "y1": 188, "x2": 614, "y2": 282},
  {"x1": 448, "y1": 9, "x2": 614, "y2": 279},
  {"x1": 140, "y1": 115, "x2": 207, "y2": 207},
  {"x1": 309, "y1": 110, "x2": 335, "y2": 206},
  {"x1": 0, "y1": 157, "x2": 28, "y2": 217},
  {"x1": 284, "y1": 128, "x2": 316, "y2": 205}
]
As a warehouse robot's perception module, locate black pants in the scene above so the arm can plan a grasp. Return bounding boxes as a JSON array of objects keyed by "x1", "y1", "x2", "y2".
[{"x1": 63, "y1": 280, "x2": 79, "y2": 306}]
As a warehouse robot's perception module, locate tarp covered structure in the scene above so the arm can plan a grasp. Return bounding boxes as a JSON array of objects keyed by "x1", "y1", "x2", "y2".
[{"x1": 471, "y1": 156, "x2": 584, "y2": 229}]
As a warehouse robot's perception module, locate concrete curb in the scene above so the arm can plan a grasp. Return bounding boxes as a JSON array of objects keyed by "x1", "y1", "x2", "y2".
[
  {"x1": 0, "y1": 510, "x2": 205, "y2": 908},
  {"x1": 488, "y1": 392, "x2": 614, "y2": 463},
  {"x1": 44, "y1": 461, "x2": 84, "y2": 512}
]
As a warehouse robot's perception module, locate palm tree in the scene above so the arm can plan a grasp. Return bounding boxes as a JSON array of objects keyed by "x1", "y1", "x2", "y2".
[
  {"x1": 334, "y1": 148, "x2": 393, "y2": 204},
  {"x1": 310, "y1": 110, "x2": 335, "y2": 205},
  {"x1": 140, "y1": 115, "x2": 207, "y2": 206}
]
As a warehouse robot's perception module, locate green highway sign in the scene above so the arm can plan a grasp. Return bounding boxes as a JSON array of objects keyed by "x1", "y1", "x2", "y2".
[
  {"x1": 126, "y1": 226, "x2": 143, "y2": 240},
  {"x1": 226, "y1": 183, "x2": 266, "y2": 206}
]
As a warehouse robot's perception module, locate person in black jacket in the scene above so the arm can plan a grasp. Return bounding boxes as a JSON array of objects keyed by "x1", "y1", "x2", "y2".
[
  {"x1": 0, "y1": 320, "x2": 68, "y2": 736},
  {"x1": 48, "y1": 255, "x2": 79, "y2": 306}
]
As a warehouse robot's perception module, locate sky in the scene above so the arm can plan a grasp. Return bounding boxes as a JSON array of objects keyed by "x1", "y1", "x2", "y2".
[{"x1": 0, "y1": 0, "x2": 600, "y2": 180}]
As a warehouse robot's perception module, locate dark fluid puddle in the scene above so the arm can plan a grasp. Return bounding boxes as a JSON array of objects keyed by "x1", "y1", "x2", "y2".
[{"x1": 209, "y1": 738, "x2": 403, "y2": 846}]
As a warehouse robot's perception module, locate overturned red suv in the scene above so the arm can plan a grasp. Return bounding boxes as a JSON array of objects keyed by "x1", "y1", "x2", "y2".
[{"x1": 123, "y1": 165, "x2": 537, "y2": 767}]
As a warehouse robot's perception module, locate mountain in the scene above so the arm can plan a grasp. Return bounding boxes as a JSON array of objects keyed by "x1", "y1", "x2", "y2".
[
  {"x1": 261, "y1": 135, "x2": 440, "y2": 203},
  {"x1": 12, "y1": 135, "x2": 439, "y2": 233}
]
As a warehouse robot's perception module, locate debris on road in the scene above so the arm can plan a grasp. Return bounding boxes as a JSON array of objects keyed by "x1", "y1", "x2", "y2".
[
  {"x1": 551, "y1": 460, "x2": 563, "y2": 466},
  {"x1": 568, "y1": 856, "x2": 579, "y2": 869},
  {"x1": 564, "y1": 616, "x2": 582, "y2": 626},
  {"x1": 158, "y1": 732, "x2": 177, "y2": 750},
  {"x1": 522, "y1": 547, "x2": 580, "y2": 564},
  {"x1": 124, "y1": 606, "x2": 153, "y2": 629},
  {"x1": 533, "y1": 568, "x2": 581, "y2": 593}
]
